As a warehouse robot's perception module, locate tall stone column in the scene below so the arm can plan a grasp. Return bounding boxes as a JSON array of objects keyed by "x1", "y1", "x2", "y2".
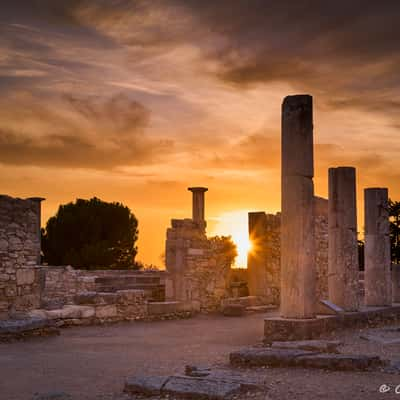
[
  {"x1": 328, "y1": 167, "x2": 359, "y2": 311},
  {"x1": 281, "y1": 94, "x2": 316, "y2": 319},
  {"x1": 188, "y1": 187, "x2": 208, "y2": 227},
  {"x1": 364, "y1": 188, "x2": 391, "y2": 306}
]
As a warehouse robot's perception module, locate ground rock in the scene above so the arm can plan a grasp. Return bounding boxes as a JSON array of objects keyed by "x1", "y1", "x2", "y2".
[
  {"x1": 271, "y1": 339, "x2": 342, "y2": 353},
  {"x1": 222, "y1": 304, "x2": 245, "y2": 317},
  {"x1": 124, "y1": 376, "x2": 169, "y2": 396}
]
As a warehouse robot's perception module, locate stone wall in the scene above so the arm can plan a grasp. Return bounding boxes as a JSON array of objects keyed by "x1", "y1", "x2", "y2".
[
  {"x1": 166, "y1": 219, "x2": 232, "y2": 311},
  {"x1": 247, "y1": 196, "x2": 328, "y2": 305},
  {"x1": 0, "y1": 195, "x2": 43, "y2": 319},
  {"x1": 41, "y1": 266, "x2": 167, "y2": 309}
]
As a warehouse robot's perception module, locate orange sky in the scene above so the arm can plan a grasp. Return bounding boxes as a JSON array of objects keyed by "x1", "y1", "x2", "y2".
[{"x1": 1, "y1": 1, "x2": 400, "y2": 266}]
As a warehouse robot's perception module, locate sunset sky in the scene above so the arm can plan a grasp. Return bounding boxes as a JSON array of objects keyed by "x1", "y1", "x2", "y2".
[{"x1": 1, "y1": 1, "x2": 400, "y2": 267}]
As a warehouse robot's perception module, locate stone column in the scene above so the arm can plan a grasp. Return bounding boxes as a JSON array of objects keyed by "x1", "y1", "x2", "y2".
[
  {"x1": 328, "y1": 167, "x2": 359, "y2": 311},
  {"x1": 364, "y1": 188, "x2": 391, "y2": 306},
  {"x1": 281, "y1": 94, "x2": 316, "y2": 319},
  {"x1": 188, "y1": 187, "x2": 208, "y2": 226}
]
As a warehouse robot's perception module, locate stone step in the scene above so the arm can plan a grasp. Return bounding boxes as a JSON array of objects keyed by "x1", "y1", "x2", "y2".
[
  {"x1": 230, "y1": 347, "x2": 385, "y2": 371},
  {"x1": 271, "y1": 339, "x2": 342, "y2": 353},
  {"x1": 147, "y1": 301, "x2": 185, "y2": 316},
  {"x1": 0, "y1": 317, "x2": 59, "y2": 341},
  {"x1": 124, "y1": 374, "x2": 263, "y2": 399},
  {"x1": 222, "y1": 296, "x2": 263, "y2": 308}
]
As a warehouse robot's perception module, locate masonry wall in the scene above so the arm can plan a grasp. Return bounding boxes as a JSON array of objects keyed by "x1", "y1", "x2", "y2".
[
  {"x1": 165, "y1": 219, "x2": 232, "y2": 311},
  {"x1": 247, "y1": 196, "x2": 329, "y2": 305},
  {"x1": 41, "y1": 266, "x2": 167, "y2": 308},
  {"x1": 0, "y1": 195, "x2": 42, "y2": 319}
]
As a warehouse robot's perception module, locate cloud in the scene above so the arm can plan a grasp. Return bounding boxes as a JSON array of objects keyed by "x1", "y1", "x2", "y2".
[{"x1": 0, "y1": 93, "x2": 173, "y2": 169}]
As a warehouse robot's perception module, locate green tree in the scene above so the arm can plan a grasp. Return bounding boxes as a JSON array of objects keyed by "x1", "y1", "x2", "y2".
[
  {"x1": 42, "y1": 197, "x2": 139, "y2": 269},
  {"x1": 389, "y1": 199, "x2": 400, "y2": 264}
]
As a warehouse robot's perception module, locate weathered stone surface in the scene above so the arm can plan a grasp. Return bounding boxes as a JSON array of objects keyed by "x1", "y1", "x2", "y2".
[
  {"x1": 163, "y1": 376, "x2": 242, "y2": 400},
  {"x1": 0, "y1": 195, "x2": 42, "y2": 318},
  {"x1": 298, "y1": 353, "x2": 385, "y2": 371},
  {"x1": 230, "y1": 347, "x2": 315, "y2": 367},
  {"x1": 365, "y1": 188, "x2": 391, "y2": 306},
  {"x1": 230, "y1": 347, "x2": 384, "y2": 371},
  {"x1": 319, "y1": 299, "x2": 344, "y2": 314},
  {"x1": 16, "y1": 269, "x2": 36, "y2": 285},
  {"x1": 147, "y1": 301, "x2": 183, "y2": 316},
  {"x1": 222, "y1": 304, "x2": 245, "y2": 317},
  {"x1": 271, "y1": 339, "x2": 342, "y2": 353},
  {"x1": 0, "y1": 317, "x2": 50, "y2": 334},
  {"x1": 124, "y1": 376, "x2": 168, "y2": 395},
  {"x1": 95, "y1": 305, "x2": 117, "y2": 318},
  {"x1": 328, "y1": 167, "x2": 359, "y2": 311},
  {"x1": 281, "y1": 96, "x2": 316, "y2": 319}
]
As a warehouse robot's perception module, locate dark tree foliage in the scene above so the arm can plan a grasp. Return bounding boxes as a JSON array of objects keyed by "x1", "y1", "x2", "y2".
[
  {"x1": 358, "y1": 240, "x2": 365, "y2": 271},
  {"x1": 389, "y1": 199, "x2": 400, "y2": 264},
  {"x1": 42, "y1": 197, "x2": 139, "y2": 269}
]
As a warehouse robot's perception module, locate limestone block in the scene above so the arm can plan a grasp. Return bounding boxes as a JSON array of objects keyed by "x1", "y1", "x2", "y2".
[
  {"x1": 95, "y1": 305, "x2": 118, "y2": 318},
  {"x1": 16, "y1": 269, "x2": 36, "y2": 285}
]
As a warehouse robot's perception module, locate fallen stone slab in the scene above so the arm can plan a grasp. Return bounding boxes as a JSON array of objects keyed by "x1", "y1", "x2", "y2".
[
  {"x1": 163, "y1": 376, "x2": 243, "y2": 399},
  {"x1": 230, "y1": 348, "x2": 315, "y2": 367},
  {"x1": 298, "y1": 353, "x2": 385, "y2": 371},
  {"x1": 0, "y1": 317, "x2": 59, "y2": 341},
  {"x1": 222, "y1": 304, "x2": 245, "y2": 317},
  {"x1": 230, "y1": 347, "x2": 386, "y2": 371},
  {"x1": 360, "y1": 334, "x2": 400, "y2": 346},
  {"x1": 185, "y1": 365, "x2": 212, "y2": 377},
  {"x1": 124, "y1": 373, "x2": 264, "y2": 399},
  {"x1": 271, "y1": 339, "x2": 342, "y2": 353},
  {"x1": 124, "y1": 376, "x2": 169, "y2": 396}
]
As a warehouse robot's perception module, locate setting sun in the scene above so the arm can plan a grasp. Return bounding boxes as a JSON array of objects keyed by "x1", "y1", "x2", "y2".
[{"x1": 211, "y1": 210, "x2": 253, "y2": 268}]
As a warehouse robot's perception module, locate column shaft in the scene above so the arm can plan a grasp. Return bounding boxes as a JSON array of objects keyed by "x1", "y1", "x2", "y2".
[
  {"x1": 364, "y1": 188, "x2": 391, "y2": 306},
  {"x1": 281, "y1": 94, "x2": 316, "y2": 319},
  {"x1": 328, "y1": 167, "x2": 359, "y2": 311}
]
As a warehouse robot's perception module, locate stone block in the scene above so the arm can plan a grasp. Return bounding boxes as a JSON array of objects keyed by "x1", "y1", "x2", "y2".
[
  {"x1": 271, "y1": 339, "x2": 342, "y2": 353},
  {"x1": 230, "y1": 347, "x2": 315, "y2": 367},
  {"x1": 124, "y1": 376, "x2": 168, "y2": 396},
  {"x1": 16, "y1": 269, "x2": 36, "y2": 285},
  {"x1": 298, "y1": 353, "x2": 385, "y2": 371},
  {"x1": 222, "y1": 304, "x2": 245, "y2": 317},
  {"x1": 162, "y1": 376, "x2": 242, "y2": 400},
  {"x1": 95, "y1": 305, "x2": 117, "y2": 318}
]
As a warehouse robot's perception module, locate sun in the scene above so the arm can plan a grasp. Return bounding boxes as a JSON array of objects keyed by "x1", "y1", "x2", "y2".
[{"x1": 211, "y1": 210, "x2": 253, "y2": 268}]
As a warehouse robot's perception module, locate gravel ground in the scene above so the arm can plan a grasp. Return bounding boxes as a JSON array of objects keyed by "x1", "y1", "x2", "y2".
[{"x1": 2, "y1": 313, "x2": 400, "y2": 400}]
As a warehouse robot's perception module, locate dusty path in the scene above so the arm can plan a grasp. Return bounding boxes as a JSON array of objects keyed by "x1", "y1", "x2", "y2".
[
  {"x1": 2, "y1": 313, "x2": 400, "y2": 400},
  {"x1": 0, "y1": 313, "x2": 264, "y2": 400}
]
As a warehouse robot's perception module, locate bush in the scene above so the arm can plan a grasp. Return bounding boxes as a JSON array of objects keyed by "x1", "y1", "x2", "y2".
[{"x1": 42, "y1": 197, "x2": 139, "y2": 269}]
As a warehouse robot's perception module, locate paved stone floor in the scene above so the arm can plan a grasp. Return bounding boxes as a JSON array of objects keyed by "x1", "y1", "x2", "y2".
[{"x1": 2, "y1": 313, "x2": 400, "y2": 400}]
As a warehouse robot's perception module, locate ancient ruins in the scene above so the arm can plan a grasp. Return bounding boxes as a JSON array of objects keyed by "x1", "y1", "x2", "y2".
[
  {"x1": 0, "y1": 94, "x2": 398, "y2": 339},
  {"x1": 1, "y1": 94, "x2": 400, "y2": 399}
]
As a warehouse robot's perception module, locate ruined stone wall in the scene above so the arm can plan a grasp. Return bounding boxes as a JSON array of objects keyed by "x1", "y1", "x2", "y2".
[
  {"x1": 166, "y1": 219, "x2": 232, "y2": 311},
  {"x1": 0, "y1": 195, "x2": 43, "y2": 319},
  {"x1": 41, "y1": 266, "x2": 167, "y2": 309},
  {"x1": 247, "y1": 196, "x2": 329, "y2": 305}
]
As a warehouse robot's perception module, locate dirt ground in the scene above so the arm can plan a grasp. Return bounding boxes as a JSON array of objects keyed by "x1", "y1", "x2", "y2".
[{"x1": 1, "y1": 312, "x2": 400, "y2": 400}]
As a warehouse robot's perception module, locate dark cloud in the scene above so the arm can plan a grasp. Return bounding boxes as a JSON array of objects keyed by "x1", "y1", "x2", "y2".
[{"x1": 0, "y1": 93, "x2": 173, "y2": 169}]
